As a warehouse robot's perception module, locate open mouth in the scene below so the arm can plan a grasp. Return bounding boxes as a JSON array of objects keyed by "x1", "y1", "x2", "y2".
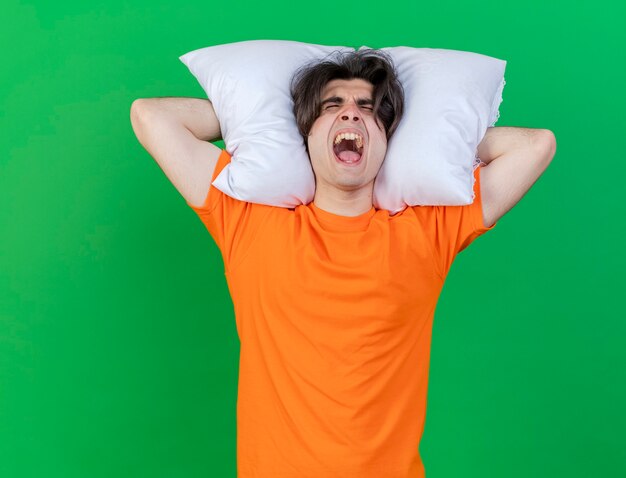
[{"x1": 332, "y1": 133, "x2": 365, "y2": 165}]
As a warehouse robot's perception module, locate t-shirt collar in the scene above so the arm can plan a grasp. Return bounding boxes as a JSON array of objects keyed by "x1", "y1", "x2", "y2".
[{"x1": 309, "y1": 201, "x2": 377, "y2": 232}]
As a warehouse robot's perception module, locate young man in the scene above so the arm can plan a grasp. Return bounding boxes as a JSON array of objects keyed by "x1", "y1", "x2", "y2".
[{"x1": 130, "y1": 49, "x2": 556, "y2": 477}]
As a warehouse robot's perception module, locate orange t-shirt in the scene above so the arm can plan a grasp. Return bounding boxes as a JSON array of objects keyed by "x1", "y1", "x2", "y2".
[{"x1": 188, "y1": 149, "x2": 496, "y2": 478}]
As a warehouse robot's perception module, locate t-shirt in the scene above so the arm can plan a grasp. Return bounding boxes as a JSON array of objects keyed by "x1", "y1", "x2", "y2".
[{"x1": 187, "y1": 149, "x2": 496, "y2": 478}]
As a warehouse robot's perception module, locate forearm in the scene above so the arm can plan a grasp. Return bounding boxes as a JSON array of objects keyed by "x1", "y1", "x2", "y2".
[
  {"x1": 477, "y1": 127, "x2": 551, "y2": 165},
  {"x1": 130, "y1": 97, "x2": 222, "y2": 142}
]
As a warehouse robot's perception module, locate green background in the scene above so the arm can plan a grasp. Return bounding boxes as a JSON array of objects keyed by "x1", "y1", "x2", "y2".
[{"x1": 1, "y1": 0, "x2": 624, "y2": 476}]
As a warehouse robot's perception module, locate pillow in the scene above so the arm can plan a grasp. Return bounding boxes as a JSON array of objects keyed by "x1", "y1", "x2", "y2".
[
  {"x1": 179, "y1": 40, "x2": 506, "y2": 213},
  {"x1": 366, "y1": 46, "x2": 506, "y2": 212},
  {"x1": 179, "y1": 40, "x2": 354, "y2": 207}
]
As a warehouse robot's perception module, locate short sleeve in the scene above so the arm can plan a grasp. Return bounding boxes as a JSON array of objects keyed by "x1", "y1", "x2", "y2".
[
  {"x1": 412, "y1": 166, "x2": 496, "y2": 279},
  {"x1": 186, "y1": 149, "x2": 270, "y2": 273}
]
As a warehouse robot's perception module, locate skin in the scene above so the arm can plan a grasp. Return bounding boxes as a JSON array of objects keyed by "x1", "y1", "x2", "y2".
[{"x1": 306, "y1": 78, "x2": 388, "y2": 217}]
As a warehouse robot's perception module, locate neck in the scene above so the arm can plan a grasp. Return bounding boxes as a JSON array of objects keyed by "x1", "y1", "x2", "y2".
[{"x1": 312, "y1": 181, "x2": 374, "y2": 217}]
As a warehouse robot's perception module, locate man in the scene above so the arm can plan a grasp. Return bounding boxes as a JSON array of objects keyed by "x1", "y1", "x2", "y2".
[{"x1": 130, "y1": 49, "x2": 556, "y2": 477}]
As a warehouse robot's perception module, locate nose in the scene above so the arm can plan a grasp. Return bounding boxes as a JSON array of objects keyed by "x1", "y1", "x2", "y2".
[
  {"x1": 339, "y1": 103, "x2": 362, "y2": 123},
  {"x1": 340, "y1": 113, "x2": 361, "y2": 122}
]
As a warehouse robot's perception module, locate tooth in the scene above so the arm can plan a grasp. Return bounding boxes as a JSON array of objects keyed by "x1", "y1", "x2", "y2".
[{"x1": 334, "y1": 132, "x2": 366, "y2": 145}]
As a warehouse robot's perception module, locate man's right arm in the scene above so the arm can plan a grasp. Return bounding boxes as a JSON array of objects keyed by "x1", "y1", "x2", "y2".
[{"x1": 129, "y1": 97, "x2": 224, "y2": 207}]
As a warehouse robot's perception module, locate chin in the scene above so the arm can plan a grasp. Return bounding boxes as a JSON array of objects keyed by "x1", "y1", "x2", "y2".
[{"x1": 334, "y1": 175, "x2": 373, "y2": 191}]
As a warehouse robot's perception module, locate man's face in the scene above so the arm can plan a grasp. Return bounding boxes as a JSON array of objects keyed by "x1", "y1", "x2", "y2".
[{"x1": 307, "y1": 79, "x2": 388, "y2": 192}]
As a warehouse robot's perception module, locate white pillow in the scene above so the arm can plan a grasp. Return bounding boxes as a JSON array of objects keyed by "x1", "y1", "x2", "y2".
[
  {"x1": 179, "y1": 40, "x2": 353, "y2": 207},
  {"x1": 179, "y1": 40, "x2": 506, "y2": 212},
  {"x1": 367, "y1": 46, "x2": 506, "y2": 212}
]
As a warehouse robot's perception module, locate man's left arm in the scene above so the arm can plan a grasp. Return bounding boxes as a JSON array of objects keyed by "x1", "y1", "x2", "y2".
[{"x1": 476, "y1": 127, "x2": 557, "y2": 228}]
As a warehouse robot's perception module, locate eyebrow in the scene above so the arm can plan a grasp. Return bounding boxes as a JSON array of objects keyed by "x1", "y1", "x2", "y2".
[{"x1": 321, "y1": 96, "x2": 374, "y2": 107}]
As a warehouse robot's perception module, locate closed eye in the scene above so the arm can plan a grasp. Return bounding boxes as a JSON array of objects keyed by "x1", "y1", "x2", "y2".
[{"x1": 325, "y1": 105, "x2": 373, "y2": 111}]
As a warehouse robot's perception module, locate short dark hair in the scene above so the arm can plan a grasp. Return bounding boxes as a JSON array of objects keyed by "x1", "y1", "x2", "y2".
[{"x1": 289, "y1": 48, "x2": 405, "y2": 152}]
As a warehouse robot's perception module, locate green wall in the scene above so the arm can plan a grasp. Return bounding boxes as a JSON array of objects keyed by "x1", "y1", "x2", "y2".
[{"x1": 1, "y1": 0, "x2": 624, "y2": 476}]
